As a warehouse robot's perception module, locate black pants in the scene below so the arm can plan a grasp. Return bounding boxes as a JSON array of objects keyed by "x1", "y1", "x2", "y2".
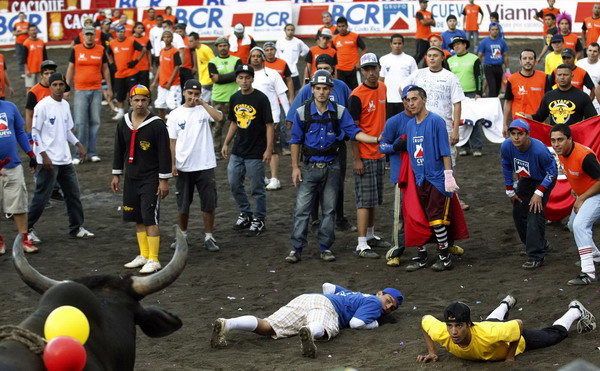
[
  {"x1": 136, "y1": 70, "x2": 150, "y2": 88},
  {"x1": 522, "y1": 325, "x2": 569, "y2": 351},
  {"x1": 336, "y1": 69, "x2": 358, "y2": 90},
  {"x1": 484, "y1": 64, "x2": 503, "y2": 97},
  {"x1": 413, "y1": 39, "x2": 430, "y2": 65},
  {"x1": 311, "y1": 141, "x2": 348, "y2": 224},
  {"x1": 512, "y1": 177, "x2": 556, "y2": 261}
]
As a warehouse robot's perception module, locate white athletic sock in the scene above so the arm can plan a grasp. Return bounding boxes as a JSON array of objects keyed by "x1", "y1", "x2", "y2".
[
  {"x1": 118, "y1": 108, "x2": 124, "y2": 114},
  {"x1": 553, "y1": 308, "x2": 581, "y2": 330},
  {"x1": 486, "y1": 303, "x2": 509, "y2": 321},
  {"x1": 181, "y1": 230, "x2": 188, "y2": 239},
  {"x1": 205, "y1": 233, "x2": 214, "y2": 241},
  {"x1": 357, "y1": 236, "x2": 368, "y2": 250},
  {"x1": 225, "y1": 316, "x2": 258, "y2": 332},
  {"x1": 366, "y1": 226, "x2": 375, "y2": 239},
  {"x1": 307, "y1": 322, "x2": 325, "y2": 339},
  {"x1": 579, "y1": 246, "x2": 596, "y2": 278}
]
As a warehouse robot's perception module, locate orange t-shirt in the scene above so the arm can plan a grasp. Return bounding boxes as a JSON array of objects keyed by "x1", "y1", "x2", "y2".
[
  {"x1": 415, "y1": 10, "x2": 433, "y2": 40},
  {"x1": 333, "y1": 32, "x2": 360, "y2": 71},
  {"x1": 583, "y1": 16, "x2": 600, "y2": 47},
  {"x1": 462, "y1": 4, "x2": 482, "y2": 32},
  {"x1": 23, "y1": 38, "x2": 45, "y2": 74},
  {"x1": 350, "y1": 82, "x2": 387, "y2": 159},
  {"x1": 552, "y1": 66, "x2": 591, "y2": 91},
  {"x1": 563, "y1": 33, "x2": 580, "y2": 52},
  {"x1": 506, "y1": 70, "x2": 547, "y2": 116},
  {"x1": 559, "y1": 143, "x2": 599, "y2": 196},
  {"x1": 308, "y1": 45, "x2": 336, "y2": 74},
  {"x1": 265, "y1": 58, "x2": 289, "y2": 80},
  {"x1": 109, "y1": 37, "x2": 141, "y2": 78},
  {"x1": 540, "y1": 7, "x2": 560, "y2": 35},
  {"x1": 13, "y1": 21, "x2": 29, "y2": 44},
  {"x1": 229, "y1": 35, "x2": 254, "y2": 64},
  {"x1": 29, "y1": 82, "x2": 50, "y2": 104},
  {"x1": 71, "y1": 44, "x2": 106, "y2": 90},
  {"x1": 77, "y1": 30, "x2": 104, "y2": 46},
  {"x1": 159, "y1": 47, "x2": 181, "y2": 88},
  {"x1": 133, "y1": 34, "x2": 150, "y2": 72},
  {"x1": 163, "y1": 15, "x2": 177, "y2": 25},
  {"x1": 181, "y1": 36, "x2": 193, "y2": 69},
  {"x1": 143, "y1": 18, "x2": 156, "y2": 34}
]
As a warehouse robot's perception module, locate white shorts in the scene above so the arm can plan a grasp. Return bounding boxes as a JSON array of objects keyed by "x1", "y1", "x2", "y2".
[
  {"x1": 0, "y1": 165, "x2": 28, "y2": 214},
  {"x1": 25, "y1": 73, "x2": 39, "y2": 88},
  {"x1": 155, "y1": 85, "x2": 182, "y2": 110},
  {"x1": 265, "y1": 294, "x2": 339, "y2": 339},
  {"x1": 201, "y1": 85, "x2": 212, "y2": 103}
]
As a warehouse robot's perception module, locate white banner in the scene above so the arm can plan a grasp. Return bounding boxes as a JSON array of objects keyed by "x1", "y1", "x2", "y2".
[
  {"x1": 0, "y1": 12, "x2": 48, "y2": 45},
  {"x1": 458, "y1": 97, "x2": 504, "y2": 147}
]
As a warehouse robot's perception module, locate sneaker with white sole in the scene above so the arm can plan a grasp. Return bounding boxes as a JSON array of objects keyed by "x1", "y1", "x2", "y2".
[
  {"x1": 112, "y1": 111, "x2": 125, "y2": 121},
  {"x1": 28, "y1": 229, "x2": 41, "y2": 244},
  {"x1": 210, "y1": 318, "x2": 228, "y2": 348},
  {"x1": 431, "y1": 254, "x2": 453, "y2": 271},
  {"x1": 406, "y1": 252, "x2": 428, "y2": 272},
  {"x1": 501, "y1": 295, "x2": 517, "y2": 311},
  {"x1": 366, "y1": 235, "x2": 391, "y2": 249},
  {"x1": 569, "y1": 300, "x2": 596, "y2": 334},
  {"x1": 0, "y1": 236, "x2": 5, "y2": 255},
  {"x1": 246, "y1": 218, "x2": 265, "y2": 237},
  {"x1": 72, "y1": 158, "x2": 81, "y2": 165},
  {"x1": 568, "y1": 273, "x2": 597, "y2": 286},
  {"x1": 139, "y1": 259, "x2": 161, "y2": 274},
  {"x1": 22, "y1": 238, "x2": 38, "y2": 253},
  {"x1": 90, "y1": 156, "x2": 101, "y2": 163},
  {"x1": 205, "y1": 237, "x2": 220, "y2": 252},
  {"x1": 71, "y1": 227, "x2": 95, "y2": 239},
  {"x1": 124, "y1": 255, "x2": 148, "y2": 268},
  {"x1": 320, "y1": 249, "x2": 335, "y2": 262},
  {"x1": 233, "y1": 213, "x2": 251, "y2": 231},
  {"x1": 285, "y1": 250, "x2": 301, "y2": 263},
  {"x1": 299, "y1": 326, "x2": 317, "y2": 358},
  {"x1": 358, "y1": 248, "x2": 379, "y2": 259},
  {"x1": 266, "y1": 178, "x2": 281, "y2": 190}
]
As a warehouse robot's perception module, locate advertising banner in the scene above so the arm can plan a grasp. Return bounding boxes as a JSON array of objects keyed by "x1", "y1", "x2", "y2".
[
  {"x1": 3, "y1": 0, "x2": 79, "y2": 13},
  {"x1": 47, "y1": 8, "x2": 137, "y2": 43},
  {"x1": 0, "y1": 12, "x2": 47, "y2": 45}
]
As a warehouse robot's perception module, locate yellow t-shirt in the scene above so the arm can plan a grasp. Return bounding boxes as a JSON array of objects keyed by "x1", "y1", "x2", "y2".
[
  {"x1": 545, "y1": 52, "x2": 564, "y2": 75},
  {"x1": 196, "y1": 44, "x2": 215, "y2": 86},
  {"x1": 422, "y1": 315, "x2": 526, "y2": 361}
]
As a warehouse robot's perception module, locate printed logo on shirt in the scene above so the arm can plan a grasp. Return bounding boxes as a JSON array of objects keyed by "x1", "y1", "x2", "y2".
[
  {"x1": 114, "y1": 47, "x2": 119, "y2": 53},
  {"x1": 78, "y1": 53, "x2": 87, "y2": 61},
  {"x1": 178, "y1": 120, "x2": 186, "y2": 130},
  {"x1": 413, "y1": 136, "x2": 424, "y2": 165},
  {"x1": 548, "y1": 99, "x2": 576, "y2": 124},
  {"x1": 568, "y1": 169, "x2": 580, "y2": 176},
  {"x1": 233, "y1": 103, "x2": 257, "y2": 129},
  {"x1": 123, "y1": 205, "x2": 134, "y2": 211},
  {"x1": 367, "y1": 100, "x2": 376, "y2": 113},
  {"x1": 517, "y1": 85, "x2": 527, "y2": 95},
  {"x1": 139, "y1": 141, "x2": 151, "y2": 150},
  {"x1": 514, "y1": 158, "x2": 531, "y2": 178},
  {"x1": 49, "y1": 116, "x2": 56, "y2": 125},
  {"x1": 0, "y1": 113, "x2": 11, "y2": 137},
  {"x1": 491, "y1": 45, "x2": 502, "y2": 59}
]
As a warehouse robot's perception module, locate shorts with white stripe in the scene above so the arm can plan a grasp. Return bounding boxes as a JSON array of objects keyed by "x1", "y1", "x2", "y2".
[
  {"x1": 265, "y1": 294, "x2": 340, "y2": 339},
  {"x1": 123, "y1": 177, "x2": 160, "y2": 226}
]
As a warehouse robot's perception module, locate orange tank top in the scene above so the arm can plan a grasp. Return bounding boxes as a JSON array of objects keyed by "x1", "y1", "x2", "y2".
[
  {"x1": 559, "y1": 143, "x2": 599, "y2": 196},
  {"x1": 351, "y1": 82, "x2": 387, "y2": 159}
]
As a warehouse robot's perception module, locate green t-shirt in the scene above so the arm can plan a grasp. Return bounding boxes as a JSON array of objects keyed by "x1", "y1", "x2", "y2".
[
  {"x1": 209, "y1": 55, "x2": 241, "y2": 102},
  {"x1": 448, "y1": 52, "x2": 482, "y2": 94}
]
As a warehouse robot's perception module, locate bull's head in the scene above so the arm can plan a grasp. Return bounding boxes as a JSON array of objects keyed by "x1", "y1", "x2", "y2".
[
  {"x1": 548, "y1": 100, "x2": 576, "y2": 124},
  {"x1": 234, "y1": 104, "x2": 257, "y2": 129}
]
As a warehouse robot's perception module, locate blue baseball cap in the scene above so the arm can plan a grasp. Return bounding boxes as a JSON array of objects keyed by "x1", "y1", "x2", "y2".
[
  {"x1": 508, "y1": 118, "x2": 530, "y2": 133},
  {"x1": 551, "y1": 34, "x2": 564, "y2": 43},
  {"x1": 401, "y1": 84, "x2": 418, "y2": 99},
  {"x1": 382, "y1": 288, "x2": 403, "y2": 307},
  {"x1": 114, "y1": 24, "x2": 125, "y2": 32}
]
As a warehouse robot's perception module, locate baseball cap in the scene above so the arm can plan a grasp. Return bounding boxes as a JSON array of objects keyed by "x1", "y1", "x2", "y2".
[
  {"x1": 551, "y1": 34, "x2": 564, "y2": 43},
  {"x1": 235, "y1": 64, "x2": 254, "y2": 77},
  {"x1": 174, "y1": 23, "x2": 186, "y2": 30},
  {"x1": 427, "y1": 46, "x2": 445, "y2": 55},
  {"x1": 489, "y1": 21, "x2": 500, "y2": 30},
  {"x1": 183, "y1": 79, "x2": 201, "y2": 91},
  {"x1": 40, "y1": 60, "x2": 58, "y2": 71},
  {"x1": 114, "y1": 24, "x2": 125, "y2": 32},
  {"x1": 214, "y1": 36, "x2": 229, "y2": 46},
  {"x1": 444, "y1": 302, "x2": 473, "y2": 324},
  {"x1": 419, "y1": 0, "x2": 429, "y2": 3},
  {"x1": 382, "y1": 288, "x2": 403, "y2": 308},
  {"x1": 449, "y1": 35, "x2": 470, "y2": 49},
  {"x1": 401, "y1": 84, "x2": 418, "y2": 99},
  {"x1": 263, "y1": 41, "x2": 276, "y2": 50},
  {"x1": 129, "y1": 84, "x2": 150, "y2": 97},
  {"x1": 83, "y1": 26, "x2": 96, "y2": 35},
  {"x1": 320, "y1": 28, "x2": 333, "y2": 38},
  {"x1": 48, "y1": 72, "x2": 71, "y2": 92},
  {"x1": 233, "y1": 23, "x2": 244, "y2": 33},
  {"x1": 561, "y1": 48, "x2": 575, "y2": 57},
  {"x1": 428, "y1": 34, "x2": 443, "y2": 42},
  {"x1": 508, "y1": 118, "x2": 530, "y2": 133},
  {"x1": 102, "y1": 19, "x2": 112, "y2": 25},
  {"x1": 315, "y1": 54, "x2": 335, "y2": 67},
  {"x1": 360, "y1": 53, "x2": 379, "y2": 68}
]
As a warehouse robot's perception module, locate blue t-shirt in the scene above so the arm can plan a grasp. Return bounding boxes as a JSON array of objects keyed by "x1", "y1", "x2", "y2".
[
  {"x1": 0, "y1": 100, "x2": 31, "y2": 169},
  {"x1": 324, "y1": 285, "x2": 383, "y2": 328},
  {"x1": 381, "y1": 111, "x2": 411, "y2": 183},
  {"x1": 406, "y1": 112, "x2": 452, "y2": 197},
  {"x1": 477, "y1": 37, "x2": 508, "y2": 65},
  {"x1": 285, "y1": 78, "x2": 352, "y2": 123},
  {"x1": 500, "y1": 138, "x2": 557, "y2": 190},
  {"x1": 441, "y1": 29, "x2": 467, "y2": 54}
]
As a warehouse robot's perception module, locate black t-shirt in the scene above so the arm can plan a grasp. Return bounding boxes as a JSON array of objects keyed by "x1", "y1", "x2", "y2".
[
  {"x1": 228, "y1": 89, "x2": 274, "y2": 159},
  {"x1": 532, "y1": 86, "x2": 597, "y2": 126}
]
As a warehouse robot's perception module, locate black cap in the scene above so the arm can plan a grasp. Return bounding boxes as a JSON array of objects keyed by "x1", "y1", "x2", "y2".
[
  {"x1": 561, "y1": 48, "x2": 575, "y2": 57},
  {"x1": 48, "y1": 72, "x2": 71, "y2": 92},
  {"x1": 183, "y1": 79, "x2": 201, "y2": 91},
  {"x1": 174, "y1": 23, "x2": 187, "y2": 30},
  {"x1": 40, "y1": 60, "x2": 58, "y2": 71},
  {"x1": 444, "y1": 302, "x2": 473, "y2": 325},
  {"x1": 449, "y1": 35, "x2": 470, "y2": 50},
  {"x1": 235, "y1": 64, "x2": 254, "y2": 77},
  {"x1": 315, "y1": 54, "x2": 335, "y2": 67}
]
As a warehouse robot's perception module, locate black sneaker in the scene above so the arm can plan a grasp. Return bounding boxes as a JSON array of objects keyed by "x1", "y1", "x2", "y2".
[
  {"x1": 522, "y1": 258, "x2": 544, "y2": 269},
  {"x1": 233, "y1": 213, "x2": 251, "y2": 230},
  {"x1": 367, "y1": 235, "x2": 391, "y2": 249},
  {"x1": 246, "y1": 218, "x2": 265, "y2": 237},
  {"x1": 406, "y1": 251, "x2": 428, "y2": 272},
  {"x1": 431, "y1": 255, "x2": 453, "y2": 271},
  {"x1": 50, "y1": 189, "x2": 64, "y2": 202},
  {"x1": 285, "y1": 250, "x2": 301, "y2": 263}
]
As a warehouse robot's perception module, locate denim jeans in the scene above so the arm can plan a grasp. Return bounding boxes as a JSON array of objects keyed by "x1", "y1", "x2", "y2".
[
  {"x1": 567, "y1": 193, "x2": 600, "y2": 254},
  {"x1": 227, "y1": 154, "x2": 266, "y2": 219},
  {"x1": 465, "y1": 30, "x2": 479, "y2": 52},
  {"x1": 291, "y1": 161, "x2": 340, "y2": 250},
  {"x1": 28, "y1": 164, "x2": 84, "y2": 235},
  {"x1": 74, "y1": 89, "x2": 103, "y2": 158},
  {"x1": 311, "y1": 141, "x2": 348, "y2": 224}
]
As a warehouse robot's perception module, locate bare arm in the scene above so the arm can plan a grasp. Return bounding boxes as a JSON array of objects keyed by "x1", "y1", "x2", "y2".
[
  {"x1": 200, "y1": 100, "x2": 223, "y2": 122},
  {"x1": 166, "y1": 66, "x2": 180, "y2": 89},
  {"x1": 291, "y1": 143, "x2": 302, "y2": 187},
  {"x1": 503, "y1": 99, "x2": 513, "y2": 138},
  {"x1": 66, "y1": 62, "x2": 74, "y2": 87},
  {"x1": 285, "y1": 76, "x2": 294, "y2": 103},
  {"x1": 263, "y1": 123, "x2": 274, "y2": 163},
  {"x1": 451, "y1": 102, "x2": 461, "y2": 145},
  {"x1": 221, "y1": 121, "x2": 238, "y2": 159},
  {"x1": 416, "y1": 325, "x2": 439, "y2": 363},
  {"x1": 169, "y1": 138, "x2": 178, "y2": 176},
  {"x1": 505, "y1": 319, "x2": 523, "y2": 362}
]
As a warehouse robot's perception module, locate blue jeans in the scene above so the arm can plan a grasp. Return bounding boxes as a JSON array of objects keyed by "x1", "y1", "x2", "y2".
[
  {"x1": 291, "y1": 161, "x2": 340, "y2": 250},
  {"x1": 227, "y1": 154, "x2": 266, "y2": 219},
  {"x1": 567, "y1": 193, "x2": 600, "y2": 254},
  {"x1": 28, "y1": 164, "x2": 84, "y2": 235},
  {"x1": 74, "y1": 89, "x2": 103, "y2": 158},
  {"x1": 465, "y1": 30, "x2": 479, "y2": 52}
]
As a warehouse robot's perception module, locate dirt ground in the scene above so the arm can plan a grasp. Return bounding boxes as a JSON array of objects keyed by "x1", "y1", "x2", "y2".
[{"x1": 0, "y1": 37, "x2": 599, "y2": 370}]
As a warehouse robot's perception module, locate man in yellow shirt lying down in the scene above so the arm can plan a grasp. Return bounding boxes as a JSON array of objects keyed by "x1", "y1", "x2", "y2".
[{"x1": 417, "y1": 296, "x2": 596, "y2": 362}]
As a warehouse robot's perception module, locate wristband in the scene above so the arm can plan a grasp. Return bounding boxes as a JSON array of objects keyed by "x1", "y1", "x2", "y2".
[
  {"x1": 534, "y1": 190, "x2": 544, "y2": 197},
  {"x1": 27, "y1": 151, "x2": 34, "y2": 158},
  {"x1": 506, "y1": 190, "x2": 516, "y2": 198}
]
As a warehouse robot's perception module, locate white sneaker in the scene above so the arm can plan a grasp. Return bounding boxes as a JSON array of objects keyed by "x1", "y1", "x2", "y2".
[
  {"x1": 266, "y1": 178, "x2": 281, "y2": 190},
  {"x1": 501, "y1": 295, "x2": 517, "y2": 310},
  {"x1": 263, "y1": 176, "x2": 270, "y2": 186},
  {"x1": 139, "y1": 259, "x2": 162, "y2": 274},
  {"x1": 71, "y1": 227, "x2": 95, "y2": 239},
  {"x1": 124, "y1": 255, "x2": 148, "y2": 268},
  {"x1": 90, "y1": 156, "x2": 101, "y2": 163},
  {"x1": 101, "y1": 100, "x2": 108, "y2": 106},
  {"x1": 72, "y1": 158, "x2": 81, "y2": 165},
  {"x1": 112, "y1": 111, "x2": 125, "y2": 121},
  {"x1": 28, "y1": 229, "x2": 42, "y2": 244}
]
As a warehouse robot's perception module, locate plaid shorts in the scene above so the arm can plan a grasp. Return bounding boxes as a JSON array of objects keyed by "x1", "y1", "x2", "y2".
[
  {"x1": 265, "y1": 294, "x2": 340, "y2": 339},
  {"x1": 353, "y1": 158, "x2": 386, "y2": 208}
]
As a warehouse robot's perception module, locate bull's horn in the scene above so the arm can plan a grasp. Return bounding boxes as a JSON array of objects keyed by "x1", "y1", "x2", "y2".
[
  {"x1": 12, "y1": 234, "x2": 62, "y2": 294},
  {"x1": 131, "y1": 226, "x2": 188, "y2": 296}
]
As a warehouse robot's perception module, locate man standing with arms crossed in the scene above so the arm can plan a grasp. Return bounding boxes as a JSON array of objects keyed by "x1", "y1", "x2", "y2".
[{"x1": 414, "y1": 0, "x2": 435, "y2": 65}]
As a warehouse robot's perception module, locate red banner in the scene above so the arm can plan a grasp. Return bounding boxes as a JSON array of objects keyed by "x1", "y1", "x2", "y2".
[
  {"x1": 5, "y1": 0, "x2": 79, "y2": 12},
  {"x1": 46, "y1": 8, "x2": 137, "y2": 43}
]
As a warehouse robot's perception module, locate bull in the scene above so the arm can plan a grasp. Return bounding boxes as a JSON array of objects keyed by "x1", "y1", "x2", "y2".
[{"x1": 0, "y1": 228, "x2": 188, "y2": 370}]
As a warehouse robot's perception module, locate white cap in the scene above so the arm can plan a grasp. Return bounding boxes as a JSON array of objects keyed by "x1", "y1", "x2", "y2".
[
  {"x1": 360, "y1": 53, "x2": 379, "y2": 68},
  {"x1": 233, "y1": 23, "x2": 244, "y2": 33},
  {"x1": 320, "y1": 28, "x2": 333, "y2": 38}
]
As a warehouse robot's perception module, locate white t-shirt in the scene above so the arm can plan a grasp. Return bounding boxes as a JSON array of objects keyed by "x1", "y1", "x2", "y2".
[
  {"x1": 167, "y1": 105, "x2": 217, "y2": 172},
  {"x1": 32, "y1": 96, "x2": 79, "y2": 165},
  {"x1": 379, "y1": 52, "x2": 418, "y2": 103},
  {"x1": 276, "y1": 37, "x2": 309, "y2": 77},
  {"x1": 576, "y1": 58, "x2": 600, "y2": 113},
  {"x1": 403, "y1": 68, "x2": 465, "y2": 131},
  {"x1": 252, "y1": 66, "x2": 289, "y2": 121},
  {"x1": 149, "y1": 25, "x2": 164, "y2": 57}
]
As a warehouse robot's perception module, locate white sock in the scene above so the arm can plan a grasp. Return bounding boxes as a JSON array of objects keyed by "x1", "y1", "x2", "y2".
[
  {"x1": 486, "y1": 302, "x2": 509, "y2": 321},
  {"x1": 205, "y1": 233, "x2": 213, "y2": 241},
  {"x1": 307, "y1": 322, "x2": 325, "y2": 339},
  {"x1": 357, "y1": 236, "x2": 368, "y2": 250},
  {"x1": 553, "y1": 308, "x2": 581, "y2": 330},
  {"x1": 180, "y1": 230, "x2": 188, "y2": 239},
  {"x1": 225, "y1": 316, "x2": 258, "y2": 332},
  {"x1": 579, "y1": 246, "x2": 596, "y2": 278},
  {"x1": 366, "y1": 226, "x2": 375, "y2": 239},
  {"x1": 118, "y1": 108, "x2": 124, "y2": 114}
]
